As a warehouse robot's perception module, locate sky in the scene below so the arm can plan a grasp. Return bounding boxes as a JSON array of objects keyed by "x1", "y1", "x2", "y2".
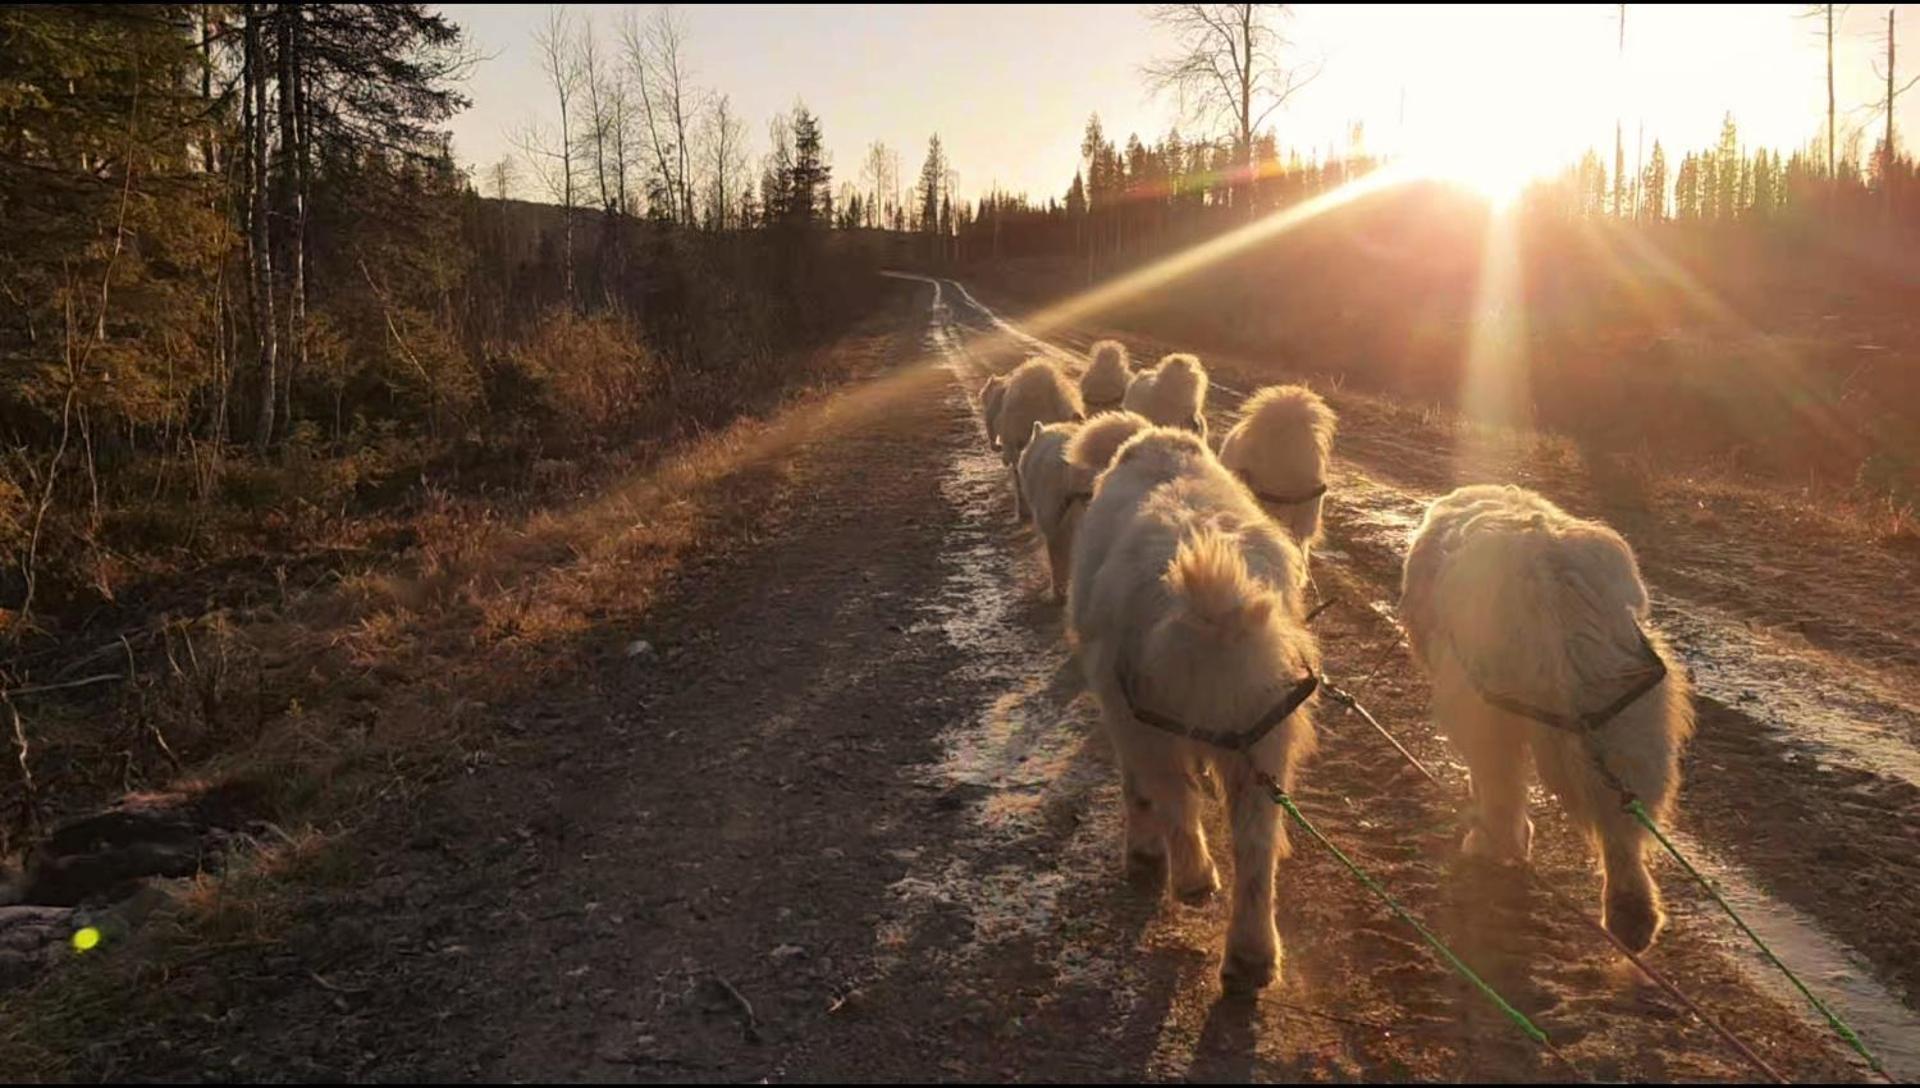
[{"x1": 441, "y1": 4, "x2": 1920, "y2": 205}]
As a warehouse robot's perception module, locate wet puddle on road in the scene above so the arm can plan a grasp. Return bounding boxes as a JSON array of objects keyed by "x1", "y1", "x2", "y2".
[{"x1": 873, "y1": 278, "x2": 1127, "y2": 995}]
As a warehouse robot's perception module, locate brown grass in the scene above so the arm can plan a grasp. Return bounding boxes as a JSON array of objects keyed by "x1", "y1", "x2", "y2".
[{"x1": 0, "y1": 291, "x2": 927, "y2": 1077}]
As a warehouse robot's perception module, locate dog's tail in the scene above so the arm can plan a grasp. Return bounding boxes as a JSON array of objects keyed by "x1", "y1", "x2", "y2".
[{"x1": 1165, "y1": 528, "x2": 1274, "y2": 639}]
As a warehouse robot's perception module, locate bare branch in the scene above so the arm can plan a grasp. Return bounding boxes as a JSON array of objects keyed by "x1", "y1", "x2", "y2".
[{"x1": 1140, "y1": 3, "x2": 1315, "y2": 168}]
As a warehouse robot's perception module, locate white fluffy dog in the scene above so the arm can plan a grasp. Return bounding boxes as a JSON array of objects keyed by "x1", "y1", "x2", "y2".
[
  {"x1": 1017, "y1": 419, "x2": 1084, "y2": 603},
  {"x1": 1007, "y1": 410, "x2": 1155, "y2": 605},
  {"x1": 978, "y1": 374, "x2": 1009, "y2": 451},
  {"x1": 1121, "y1": 353, "x2": 1210, "y2": 439},
  {"x1": 1065, "y1": 410, "x2": 1154, "y2": 480},
  {"x1": 1069, "y1": 426, "x2": 1319, "y2": 991},
  {"x1": 1400, "y1": 484, "x2": 1694, "y2": 952},
  {"x1": 1219, "y1": 385, "x2": 1337, "y2": 566},
  {"x1": 1080, "y1": 340, "x2": 1132, "y2": 411},
  {"x1": 991, "y1": 357, "x2": 1084, "y2": 520}
]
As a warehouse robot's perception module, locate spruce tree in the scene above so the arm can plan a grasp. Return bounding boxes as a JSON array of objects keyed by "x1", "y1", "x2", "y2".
[{"x1": 785, "y1": 105, "x2": 830, "y2": 227}]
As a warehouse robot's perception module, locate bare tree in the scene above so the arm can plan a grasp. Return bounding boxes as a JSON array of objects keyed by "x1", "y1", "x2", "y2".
[
  {"x1": 1874, "y1": 8, "x2": 1919, "y2": 192},
  {"x1": 578, "y1": 21, "x2": 615, "y2": 212},
  {"x1": 1830, "y1": 5, "x2": 1842, "y2": 178},
  {"x1": 487, "y1": 156, "x2": 519, "y2": 200},
  {"x1": 891, "y1": 146, "x2": 903, "y2": 229},
  {"x1": 862, "y1": 140, "x2": 896, "y2": 229},
  {"x1": 660, "y1": 8, "x2": 698, "y2": 226},
  {"x1": 1890, "y1": 8, "x2": 1900, "y2": 168},
  {"x1": 1801, "y1": 5, "x2": 1849, "y2": 178},
  {"x1": 1143, "y1": 3, "x2": 1319, "y2": 217},
  {"x1": 607, "y1": 66, "x2": 634, "y2": 216},
  {"x1": 523, "y1": 5, "x2": 579, "y2": 304},
  {"x1": 1613, "y1": 4, "x2": 1626, "y2": 218},
  {"x1": 702, "y1": 93, "x2": 748, "y2": 229},
  {"x1": 622, "y1": 5, "x2": 702, "y2": 225}
]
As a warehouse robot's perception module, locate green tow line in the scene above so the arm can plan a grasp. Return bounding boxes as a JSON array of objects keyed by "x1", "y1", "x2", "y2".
[
  {"x1": 1629, "y1": 799, "x2": 1888, "y2": 1080},
  {"x1": 1263, "y1": 777, "x2": 1583, "y2": 1078}
]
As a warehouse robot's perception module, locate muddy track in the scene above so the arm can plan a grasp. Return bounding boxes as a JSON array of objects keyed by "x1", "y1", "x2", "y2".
[{"x1": 25, "y1": 278, "x2": 1903, "y2": 1081}]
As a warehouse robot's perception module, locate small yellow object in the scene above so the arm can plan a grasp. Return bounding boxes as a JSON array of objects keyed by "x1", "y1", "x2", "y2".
[{"x1": 71, "y1": 926, "x2": 101, "y2": 953}]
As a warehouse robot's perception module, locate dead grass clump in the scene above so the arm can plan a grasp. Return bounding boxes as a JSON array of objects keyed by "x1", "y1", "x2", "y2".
[{"x1": 505, "y1": 310, "x2": 661, "y2": 438}]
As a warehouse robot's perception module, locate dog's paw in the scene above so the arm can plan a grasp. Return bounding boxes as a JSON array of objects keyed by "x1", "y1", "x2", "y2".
[
  {"x1": 1220, "y1": 948, "x2": 1277, "y2": 993},
  {"x1": 1125, "y1": 848, "x2": 1167, "y2": 892},
  {"x1": 1174, "y1": 865, "x2": 1220, "y2": 906}
]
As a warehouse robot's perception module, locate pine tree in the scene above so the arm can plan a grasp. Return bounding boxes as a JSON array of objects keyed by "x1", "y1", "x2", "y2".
[
  {"x1": 1643, "y1": 140, "x2": 1668, "y2": 221},
  {"x1": 1715, "y1": 113, "x2": 1740, "y2": 220},
  {"x1": 1752, "y1": 148, "x2": 1775, "y2": 219},
  {"x1": 784, "y1": 104, "x2": 830, "y2": 227},
  {"x1": 1700, "y1": 152, "x2": 1719, "y2": 221},
  {"x1": 1065, "y1": 171, "x2": 1087, "y2": 217},
  {"x1": 0, "y1": 3, "x2": 229, "y2": 456},
  {"x1": 917, "y1": 134, "x2": 948, "y2": 234},
  {"x1": 1674, "y1": 153, "x2": 1695, "y2": 220}
]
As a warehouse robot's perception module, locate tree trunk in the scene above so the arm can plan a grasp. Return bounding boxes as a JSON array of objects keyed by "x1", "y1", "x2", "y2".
[
  {"x1": 1888, "y1": 8, "x2": 1897, "y2": 164},
  {"x1": 1240, "y1": 5, "x2": 1254, "y2": 220},
  {"x1": 1615, "y1": 5, "x2": 1626, "y2": 218},
  {"x1": 200, "y1": 5, "x2": 216, "y2": 173},
  {"x1": 245, "y1": 3, "x2": 277, "y2": 453},
  {"x1": 1828, "y1": 5, "x2": 1837, "y2": 179},
  {"x1": 276, "y1": 4, "x2": 306, "y2": 440},
  {"x1": 295, "y1": 7, "x2": 311, "y2": 412},
  {"x1": 1888, "y1": 7, "x2": 1898, "y2": 220}
]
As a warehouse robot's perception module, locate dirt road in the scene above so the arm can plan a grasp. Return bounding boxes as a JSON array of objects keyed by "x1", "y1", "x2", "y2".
[{"x1": 25, "y1": 276, "x2": 1913, "y2": 1081}]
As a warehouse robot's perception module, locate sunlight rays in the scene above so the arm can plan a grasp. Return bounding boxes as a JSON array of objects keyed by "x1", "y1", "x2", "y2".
[
  {"x1": 1453, "y1": 203, "x2": 1531, "y2": 482},
  {"x1": 1008, "y1": 167, "x2": 1408, "y2": 343},
  {"x1": 1578, "y1": 223, "x2": 1868, "y2": 463}
]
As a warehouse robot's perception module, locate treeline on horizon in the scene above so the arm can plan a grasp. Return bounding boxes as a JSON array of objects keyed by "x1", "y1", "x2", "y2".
[{"x1": 933, "y1": 112, "x2": 1920, "y2": 264}]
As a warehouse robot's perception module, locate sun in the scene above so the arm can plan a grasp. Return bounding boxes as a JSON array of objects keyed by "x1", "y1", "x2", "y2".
[{"x1": 1400, "y1": 136, "x2": 1545, "y2": 211}]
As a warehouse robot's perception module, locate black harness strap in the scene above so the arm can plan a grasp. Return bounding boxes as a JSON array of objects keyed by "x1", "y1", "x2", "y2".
[
  {"x1": 1256, "y1": 481, "x2": 1329, "y2": 506},
  {"x1": 1461, "y1": 627, "x2": 1670, "y2": 811},
  {"x1": 1122, "y1": 668, "x2": 1320, "y2": 753},
  {"x1": 1467, "y1": 628, "x2": 1669, "y2": 735},
  {"x1": 1233, "y1": 469, "x2": 1329, "y2": 507}
]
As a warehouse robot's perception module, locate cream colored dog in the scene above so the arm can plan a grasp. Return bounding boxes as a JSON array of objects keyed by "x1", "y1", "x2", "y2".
[
  {"x1": 1122, "y1": 353, "x2": 1209, "y2": 438},
  {"x1": 1069, "y1": 426, "x2": 1318, "y2": 991},
  {"x1": 1080, "y1": 340, "x2": 1132, "y2": 412},
  {"x1": 1400, "y1": 484, "x2": 1694, "y2": 952},
  {"x1": 1219, "y1": 384, "x2": 1337, "y2": 568},
  {"x1": 1017, "y1": 419, "x2": 1084, "y2": 603},
  {"x1": 990, "y1": 357, "x2": 1084, "y2": 520}
]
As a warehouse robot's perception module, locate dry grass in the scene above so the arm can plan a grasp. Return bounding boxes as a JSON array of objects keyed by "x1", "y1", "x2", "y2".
[
  {"x1": 0, "y1": 296, "x2": 926, "y2": 1077},
  {"x1": 1327, "y1": 372, "x2": 1919, "y2": 551},
  {"x1": 225, "y1": 312, "x2": 918, "y2": 807}
]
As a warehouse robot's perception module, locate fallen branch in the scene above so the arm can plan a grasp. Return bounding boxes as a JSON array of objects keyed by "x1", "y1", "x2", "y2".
[
  {"x1": 1, "y1": 673, "x2": 125, "y2": 699},
  {"x1": 4, "y1": 692, "x2": 38, "y2": 839}
]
